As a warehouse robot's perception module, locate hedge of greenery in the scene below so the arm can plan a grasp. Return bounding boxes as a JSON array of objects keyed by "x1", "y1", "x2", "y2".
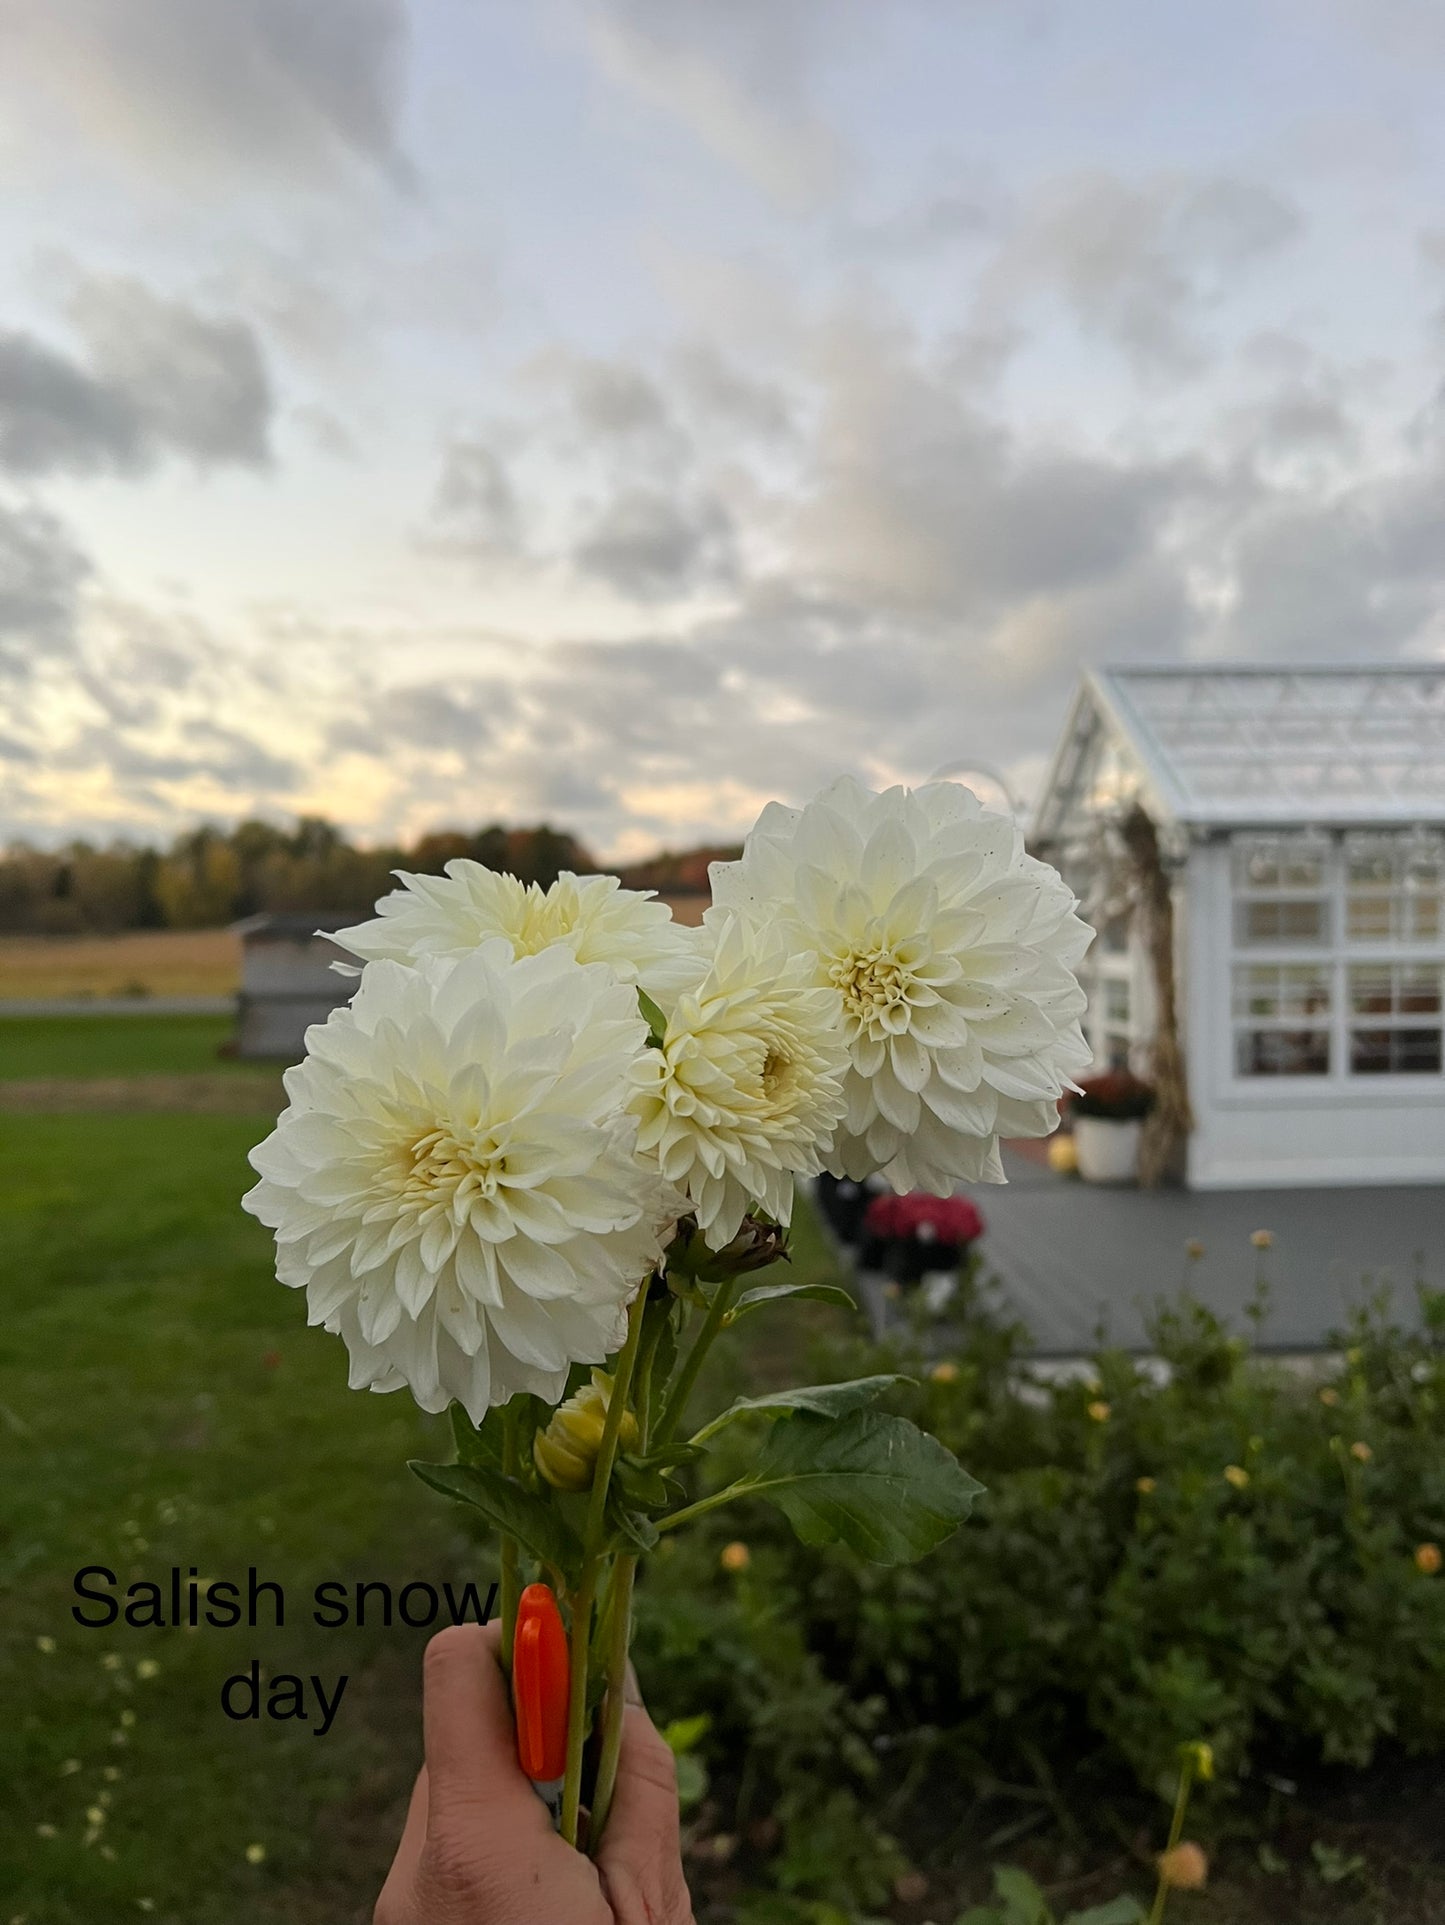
[{"x1": 633, "y1": 1281, "x2": 1445, "y2": 1912}]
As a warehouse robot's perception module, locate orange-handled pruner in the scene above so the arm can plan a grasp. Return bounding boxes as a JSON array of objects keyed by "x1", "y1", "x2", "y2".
[{"x1": 512, "y1": 1582, "x2": 569, "y2": 1818}]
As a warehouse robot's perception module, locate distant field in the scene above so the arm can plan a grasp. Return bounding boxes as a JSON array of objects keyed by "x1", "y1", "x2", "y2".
[
  {"x1": 0, "y1": 1015, "x2": 262, "y2": 1082},
  {"x1": 0, "y1": 930, "x2": 239, "y2": 1000}
]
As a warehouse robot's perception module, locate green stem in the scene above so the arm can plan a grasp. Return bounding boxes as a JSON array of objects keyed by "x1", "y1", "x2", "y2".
[
  {"x1": 587, "y1": 1553, "x2": 637, "y2": 1848},
  {"x1": 499, "y1": 1401, "x2": 520, "y2": 1674},
  {"x1": 559, "y1": 1558, "x2": 600, "y2": 1849},
  {"x1": 652, "y1": 1274, "x2": 738, "y2": 1448},
  {"x1": 1146, "y1": 1756, "x2": 1197, "y2": 1925},
  {"x1": 654, "y1": 1479, "x2": 750, "y2": 1534},
  {"x1": 558, "y1": 1285, "x2": 651, "y2": 1848},
  {"x1": 631, "y1": 1287, "x2": 669, "y2": 1448}
]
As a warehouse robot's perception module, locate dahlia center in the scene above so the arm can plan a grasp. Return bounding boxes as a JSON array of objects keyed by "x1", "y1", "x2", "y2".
[
  {"x1": 760, "y1": 1047, "x2": 795, "y2": 1100},
  {"x1": 830, "y1": 946, "x2": 914, "y2": 1034},
  {"x1": 402, "y1": 1125, "x2": 507, "y2": 1209}
]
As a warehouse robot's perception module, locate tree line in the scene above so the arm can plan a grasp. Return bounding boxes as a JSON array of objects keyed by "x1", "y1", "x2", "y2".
[{"x1": 0, "y1": 818, "x2": 597, "y2": 935}]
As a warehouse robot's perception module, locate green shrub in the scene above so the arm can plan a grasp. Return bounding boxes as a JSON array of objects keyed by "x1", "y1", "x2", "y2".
[{"x1": 634, "y1": 1282, "x2": 1445, "y2": 1902}]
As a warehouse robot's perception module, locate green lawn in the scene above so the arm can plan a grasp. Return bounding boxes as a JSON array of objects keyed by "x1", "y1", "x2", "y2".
[
  {"x1": 0, "y1": 1015, "x2": 256, "y2": 1081},
  {"x1": 0, "y1": 1111, "x2": 463, "y2": 1925},
  {"x1": 0, "y1": 1088, "x2": 849, "y2": 1925}
]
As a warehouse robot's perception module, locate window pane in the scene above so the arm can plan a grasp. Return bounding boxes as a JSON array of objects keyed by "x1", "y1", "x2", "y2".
[
  {"x1": 1236, "y1": 1028, "x2": 1330, "y2": 1076},
  {"x1": 1400, "y1": 1029, "x2": 1443, "y2": 1073},
  {"x1": 1099, "y1": 913, "x2": 1129, "y2": 955},
  {"x1": 1349, "y1": 966, "x2": 1394, "y2": 1015},
  {"x1": 1103, "y1": 979, "x2": 1130, "y2": 1023},
  {"x1": 1346, "y1": 894, "x2": 1394, "y2": 941},
  {"x1": 1350, "y1": 1027, "x2": 1443, "y2": 1075},
  {"x1": 1400, "y1": 967, "x2": 1443, "y2": 1016},
  {"x1": 1280, "y1": 851, "x2": 1324, "y2": 888},
  {"x1": 1234, "y1": 845, "x2": 1279, "y2": 888},
  {"x1": 1234, "y1": 964, "x2": 1332, "y2": 1018},
  {"x1": 1350, "y1": 1028, "x2": 1392, "y2": 1074},
  {"x1": 1233, "y1": 965, "x2": 1276, "y2": 1017},
  {"x1": 1407, "y1": 890, "x2": 1441, "y2": 941},
  {"x1": 1236, "y1": 899, "x2": 1327, "y2": 945}
]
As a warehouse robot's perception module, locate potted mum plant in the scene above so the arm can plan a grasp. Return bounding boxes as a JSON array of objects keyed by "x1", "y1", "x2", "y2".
[
  {"x1": 1068, "y1": 1069, "x2": 1155, "y2": 1183},
  {"x1": 242, "y1": 774, "x2": 1093, "y2": 1851}
]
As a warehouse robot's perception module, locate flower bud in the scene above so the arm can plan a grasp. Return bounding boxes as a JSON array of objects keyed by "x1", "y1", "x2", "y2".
[
  {"x1": 1158, "y1": 1842, "x2": 1208, "y2": 1890},
  {"x1": 533, "y1": 1371, "x2": 639, "y2": 1491},
  {"x1": 720, "y1": 1541, "x2": 751, "y2": 1573},
  {"x1": 1416, "y1": 1543, "x2": 1442, "y2": 1575},
  {"x1": 930, "y1": 1361, "x2": 960, "y2": 1384}
]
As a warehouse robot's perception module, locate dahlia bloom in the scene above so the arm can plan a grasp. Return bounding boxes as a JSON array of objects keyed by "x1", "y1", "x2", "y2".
[
  {"x1": 331, "y1": 865, "x2": 699, "y2": 997},
  {"x1": 709, "y1": 775, "x2": 1092, "y2": 1192},
  {"x1": 241, "y1": 942, "x2": 682, "y2": 1421},
  {"x1": 629, "y1": 914, "x2": 849, "y2": 1248}
]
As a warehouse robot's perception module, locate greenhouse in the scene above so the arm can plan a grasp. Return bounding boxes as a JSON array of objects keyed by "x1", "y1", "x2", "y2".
[{"x1": 1032, "y1": 665, "x2": 1445, "y2": 1188}]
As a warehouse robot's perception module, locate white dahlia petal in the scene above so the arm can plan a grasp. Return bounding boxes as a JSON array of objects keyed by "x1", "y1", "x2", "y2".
[
  {"x1": 242, "y1": 943, "x2": 684, "y2": 1422},
  {"x1": 709, "y1": 774, "x2": 1092, "y2": 1195},
  {"x1": 332, "y1": 864, "x2": 700, "y2": 998},
  {"x1": 628, "y1": 914, "x2": 850, "y2": 1248}
]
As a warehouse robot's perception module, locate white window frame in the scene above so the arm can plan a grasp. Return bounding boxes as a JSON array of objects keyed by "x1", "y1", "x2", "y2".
[{"x1": 1227, "y1": 829, "x2": 1445, "y2": 1094}]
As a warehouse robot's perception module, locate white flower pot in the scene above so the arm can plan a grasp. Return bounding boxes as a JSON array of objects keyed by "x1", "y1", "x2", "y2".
[{"x1": 1073, "y1": 1115, "x2": 1141, "y2": 1184}]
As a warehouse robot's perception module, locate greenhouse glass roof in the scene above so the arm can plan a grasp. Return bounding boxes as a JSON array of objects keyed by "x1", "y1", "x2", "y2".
[{"x1": 1068, "y1": 665, "x2": 1445, "y2": 830}]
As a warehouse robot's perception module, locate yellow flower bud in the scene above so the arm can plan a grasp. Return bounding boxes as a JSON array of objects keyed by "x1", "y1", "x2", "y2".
[
  {"x1": 1249, "y1": 1229, "x2": 1274, "y2": 1250},
  {"x1": 1224, "y1": 1464, "x2": 1250, "y2": 1489},
  {"x1": 1136, "y1": 1476, "x2": 1157, "y2": 1495},
  {"x1": 930, "y1": 1361, "x2": 960, "y2": 1384},
  {"x1": 1415, "y1": 1543, "x2": 1442, "y2": 1575},
  {"x1": 533, "y1": 1371, "x2": 640, "y2": 1491},
  {"x1": 1182, "y1": 1740, "x2": 1215, "y2": 1781},
  {"x1": 1047, "y1": 1134, "x2": 1078, "y2": 1174},
  {"x1": 720, "y1": 1541, "x2": 751, "y2": 1573},
  {"x1": 1087, "y1": 1400, "x2": 1111, "y2": 1423},
  {"x1": 1158, "y1": 1842, "x2": 1209, "y2": 1890},
  {"x1": 1318, "y1": 1386, "x2": 1340, "y2": 1407},
  {"x1": 1350, "y1": 1440, "x2": 1372, "y2": 1463}
]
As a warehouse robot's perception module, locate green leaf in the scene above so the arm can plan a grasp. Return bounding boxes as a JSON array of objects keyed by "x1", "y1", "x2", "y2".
[
  {"x1": 449, "y1": 1402, "x2": 503, "y2": 1469},
  {"x1": 992, "y1": 1866, "x2": 1052, "y2": 1925},
  {"x1": 408, "y1": 1460, "x2": 575, "y2": 1571},
  {"x1": 606, "y1": 1505, "x2": 661, "y2": 1555},
  {"x1": 1064, "y1": 1900, "x2": 1145, "y2": 1925},
  {"x1": 674, "y1": 1751, "x2": 708, "y2": 1811},
  {"x1": 637, "y1": 986, "x2": 668, "y2": 1046},
  {"x1": 661, "y1": 1713, "x2": 711, "y2": 1755},
  {"x1": 728, "y1": 1281, "x2": 857, "y2": 1319},
  {"x1": 736, "y1": 1410, "x2": 984, "y2": 1564},
  {"x1": 691, "y1": 1375, "x2": 910, "y2": 1444},
  {"x1": 613, "y1": 1457, "x2": 679, "y2": 1511}
]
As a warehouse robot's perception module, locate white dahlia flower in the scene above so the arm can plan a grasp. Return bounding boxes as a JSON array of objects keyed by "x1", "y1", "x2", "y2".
[
  {"x1": 708, "y1": 775, "x2": 1093, "y2": 1193},
  {"x1": 628, "y1": 914, "x2": 849, "y2": 1249},
  {"x1": 331, "y1": 865, "x2": 699, "y2": 997},
  {"x1": 241, "y1": 942, "x2": 682, "y2": 1422}
]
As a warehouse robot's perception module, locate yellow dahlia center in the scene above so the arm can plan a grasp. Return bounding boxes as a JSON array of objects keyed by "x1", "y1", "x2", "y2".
[
  {"x1": 760, "y1": 1047, "x2": 795, "y2": 1100},
  {"x1": 830, "y1": 946, "x2": 914, "y2": 1032},
  {"x1": 401, "y1": 1125, "x2": 506, "y2": 1209}
]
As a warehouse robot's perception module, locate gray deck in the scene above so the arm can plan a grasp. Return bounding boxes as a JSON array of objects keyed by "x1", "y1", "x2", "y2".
[{"x1": 958, "y1": 1153, "x2": 1443, "y2": 1354}]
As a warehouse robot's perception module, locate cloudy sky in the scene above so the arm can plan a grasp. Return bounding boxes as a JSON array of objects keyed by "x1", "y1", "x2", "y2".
[{"x1": 3, "y1": 0, "x2": 1445, "y2": 860}]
